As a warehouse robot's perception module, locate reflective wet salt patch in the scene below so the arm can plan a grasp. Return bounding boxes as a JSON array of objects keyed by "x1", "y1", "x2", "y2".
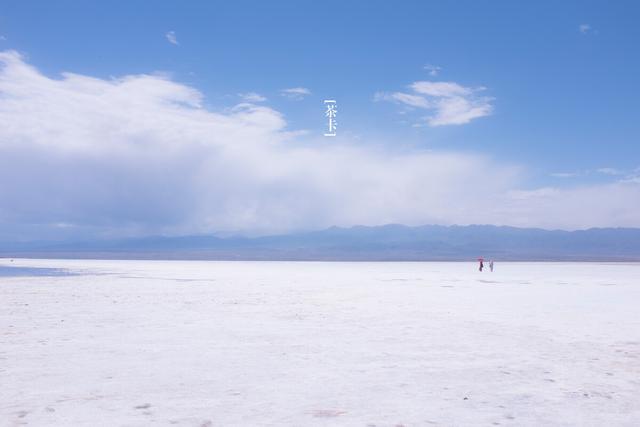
[{"x1": 0, "y1": 265, "x2": 76, "y2": 277}]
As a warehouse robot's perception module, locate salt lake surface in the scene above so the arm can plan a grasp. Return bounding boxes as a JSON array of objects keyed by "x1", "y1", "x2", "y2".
[{"x1": 1, "y1": 259, "x2": 640, "y2": 426}]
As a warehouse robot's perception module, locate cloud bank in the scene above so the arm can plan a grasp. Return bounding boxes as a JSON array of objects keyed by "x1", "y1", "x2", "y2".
[{"x1": 0, "y1": 51, "x2": 638, "y2": 241}]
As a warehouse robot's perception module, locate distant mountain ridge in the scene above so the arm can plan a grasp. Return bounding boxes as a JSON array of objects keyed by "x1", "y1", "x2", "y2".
[{"x1": 2, "y1": 224, "x2": 640, "y2": 261}]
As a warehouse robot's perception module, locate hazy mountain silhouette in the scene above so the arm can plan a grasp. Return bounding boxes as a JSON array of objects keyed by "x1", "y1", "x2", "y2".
[{"x1": 2, "y1": 224, "x2": 640, "y2": 261}]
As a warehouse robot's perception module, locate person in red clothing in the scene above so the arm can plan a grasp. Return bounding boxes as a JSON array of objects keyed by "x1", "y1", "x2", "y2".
[{"x1": 478, "y1": 257, "x2": 484, "y2": 272}]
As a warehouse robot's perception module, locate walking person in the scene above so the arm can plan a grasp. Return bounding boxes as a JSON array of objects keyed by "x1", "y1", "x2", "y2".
[
  {"x1": 489, "y1": 260, "x2": 494, "y2": 272},
  {"x1": 478, "y1": 257, "x2": 484, "y2": 272}
]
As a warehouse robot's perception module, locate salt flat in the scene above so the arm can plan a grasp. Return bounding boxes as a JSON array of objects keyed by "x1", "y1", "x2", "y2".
[{"x1": 1, "y1": 259, "x2": 639, "y2": 427}]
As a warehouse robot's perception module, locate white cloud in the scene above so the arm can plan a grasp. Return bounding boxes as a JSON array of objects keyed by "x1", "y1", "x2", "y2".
[
  {"x1": 553, "y1": 168, "x2": 634, "y2": 180},
  {"x1": 551, "y1": 172, "x2": 580, "y2": 178},
  {"x1": 239, "y1": 92, "x2": 267, "y2": 102},
  {"x1": 411, "y1": 81, "x2": 472, "y2": 97},
  {"x1": 423, "y1": 64, "x2": 441, "y2": 76},
  {"x1": 0, "y1": 50, "x2": 638, "y2": 240},
  {"x1": 579, "y1": 24, "x2": 592, "y2": 34},
  {"x1": 280, "y1": 87, "x2": 311, "y2": 100},
  {"x1": 596, "y1": 167, "x2": 622, "y2": 176},
  {"x1": 166, "y1": 31, "x2": 179, "y2": 45},
  {"x1": 374, "y1": 92, "x2": 430, "y2": 108},
  {"x1": 379, "y1": 80, "x2": 493, "y2": 126},
  {"x1": 0, "y1": 35, "x2": 6, "y2": 41},
  {"x1": 621, "y1": 176, "x2": 640, "y2": 184},
  {"x1": 428, "y1": 94, "x2": 492, "y2": 126}
]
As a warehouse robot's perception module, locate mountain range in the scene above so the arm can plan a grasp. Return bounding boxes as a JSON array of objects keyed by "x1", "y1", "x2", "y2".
[{"x1": 2, "y1": 224, "x2": 640, "y2": 261}]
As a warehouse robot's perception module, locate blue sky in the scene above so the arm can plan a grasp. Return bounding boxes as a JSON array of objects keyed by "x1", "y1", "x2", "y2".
[{"x1": 0, "y1": 1, "x2": 639, "y2": 239}]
